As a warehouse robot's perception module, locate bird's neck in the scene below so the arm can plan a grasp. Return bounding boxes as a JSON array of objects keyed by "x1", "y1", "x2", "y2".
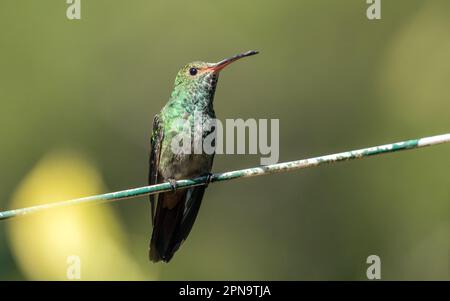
[{"x1": 166, "y1": 85, "x2": 216, "y2": 116}]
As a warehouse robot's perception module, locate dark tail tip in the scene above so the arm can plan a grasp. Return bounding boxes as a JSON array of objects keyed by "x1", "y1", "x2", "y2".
[
  {"x1": 149, "y1": 244, "x2": 174, "y2": 263},
  {"x1": 149, "y1": 247, "x2": 161, "y2": 263}
]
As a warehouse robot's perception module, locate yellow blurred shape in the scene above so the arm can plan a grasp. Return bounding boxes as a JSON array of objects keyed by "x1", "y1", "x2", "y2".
[{"x1": 7, "y1": 150, "x2": 154, "y2": 280}]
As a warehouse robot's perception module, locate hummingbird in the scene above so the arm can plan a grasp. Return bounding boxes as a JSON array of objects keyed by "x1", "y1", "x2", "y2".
[{"x1": 148, "y1": 50, "x2": 258, "y2": 262}]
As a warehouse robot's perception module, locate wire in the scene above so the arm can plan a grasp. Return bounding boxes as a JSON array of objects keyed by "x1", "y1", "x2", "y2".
[{"x1": 1, "y1": 133, "x2": 449, "y2": 221}]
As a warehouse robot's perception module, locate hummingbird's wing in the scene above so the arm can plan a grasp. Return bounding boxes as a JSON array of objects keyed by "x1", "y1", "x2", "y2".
[
  {"x1": 148, "y1": 115, "x2": 214, "y2": 262},
  {"x1": 148, "y1": 114, "x2": 164, "y2": 226}
]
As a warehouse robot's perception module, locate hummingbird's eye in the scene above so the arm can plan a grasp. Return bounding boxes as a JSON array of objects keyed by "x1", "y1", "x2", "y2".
[{"x1": 189, "y1": 67, "x2": 198, "y2": 76}]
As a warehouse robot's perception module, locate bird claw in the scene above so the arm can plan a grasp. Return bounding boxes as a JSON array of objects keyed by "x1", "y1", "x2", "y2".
[
  {"x1": 204, "y1": 173, "x2": 214, "y2": 188},
  {"x1": 168, "y1": 179, "x2": 177, "y2": 192}
]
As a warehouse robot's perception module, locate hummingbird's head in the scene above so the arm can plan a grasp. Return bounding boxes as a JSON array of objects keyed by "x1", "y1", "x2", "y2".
[{"x1": 171, "y1": 50, "x2": 258, "y2": 106}]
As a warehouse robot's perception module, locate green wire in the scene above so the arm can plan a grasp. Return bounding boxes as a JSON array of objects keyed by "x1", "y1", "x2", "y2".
[{"x1": 1, "y1": 133, "x2": 449, "y2": 221}]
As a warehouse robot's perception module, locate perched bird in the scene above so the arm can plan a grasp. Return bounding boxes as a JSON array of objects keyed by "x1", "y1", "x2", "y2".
[{"x1": 148, "y1": 50, "x2": 258, "y2": 262}]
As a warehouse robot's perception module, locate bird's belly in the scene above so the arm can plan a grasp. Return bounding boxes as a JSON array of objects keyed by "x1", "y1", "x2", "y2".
[{"x1": 159, "y1": 150, "x2": 213, "y2": 180}]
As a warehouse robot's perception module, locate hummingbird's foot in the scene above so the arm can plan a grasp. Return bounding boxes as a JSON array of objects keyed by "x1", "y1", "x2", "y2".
[
  {"x1": 204, "y1": 173, "x2": 214, "y2": 188},
  {"x1": 168, "y1": 179, "x2": 177, "y2": 192}
]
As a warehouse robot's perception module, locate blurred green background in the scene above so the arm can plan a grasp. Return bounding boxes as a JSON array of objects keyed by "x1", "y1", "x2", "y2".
[{"x1": 0, "y1": 0, "x2": 449, "y2": 280}]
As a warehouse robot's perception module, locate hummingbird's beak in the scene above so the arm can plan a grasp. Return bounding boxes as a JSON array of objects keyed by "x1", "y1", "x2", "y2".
[{"x1": 207, "y1": 50, "x2": 259, "y2": 72}]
